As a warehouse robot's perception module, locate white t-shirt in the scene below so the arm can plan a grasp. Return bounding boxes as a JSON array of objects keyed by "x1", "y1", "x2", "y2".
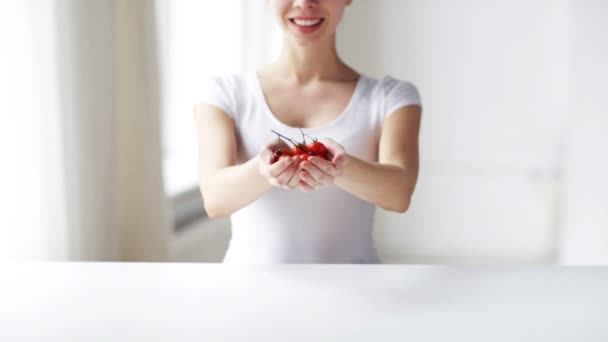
[{"x1": 198, "y1": 71, "x2": 421, "y2": 264}]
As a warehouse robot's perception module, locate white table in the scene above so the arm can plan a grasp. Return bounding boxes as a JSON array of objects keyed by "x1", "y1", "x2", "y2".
[{"x1": 1, "y1": 262, "x2": 607, "y2": 341}]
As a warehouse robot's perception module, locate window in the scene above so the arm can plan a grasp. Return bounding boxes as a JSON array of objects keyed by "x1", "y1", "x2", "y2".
[
  {"x1": 0, "y1": 1, "x2": 66, "y2": 259},
  {"x1": 155, "y1": 0, "x2": 280, "y2": 229}
]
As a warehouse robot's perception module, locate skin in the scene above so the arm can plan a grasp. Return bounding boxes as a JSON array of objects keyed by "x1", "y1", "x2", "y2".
[{"x1": 194, "y1": 0, "x2": 422, "y2": 217}]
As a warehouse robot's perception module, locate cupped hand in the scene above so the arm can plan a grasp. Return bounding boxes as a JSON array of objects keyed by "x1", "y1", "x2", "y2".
[
  {"x1": 258, "y1": 139, "x2": 302, "y2": 190},
  {"x1": 297, "y1": 137, "x2": 350, "y2": 192}
]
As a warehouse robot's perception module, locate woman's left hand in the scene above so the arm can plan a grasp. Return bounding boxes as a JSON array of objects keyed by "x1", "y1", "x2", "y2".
[{"x1": 297, "y1": 137, "x2": 350, "y2": 192}]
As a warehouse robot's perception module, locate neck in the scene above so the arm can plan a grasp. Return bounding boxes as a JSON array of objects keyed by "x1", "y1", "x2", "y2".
[{"x1": 274, "y1": 34, "x2": 348, "y2": 83}]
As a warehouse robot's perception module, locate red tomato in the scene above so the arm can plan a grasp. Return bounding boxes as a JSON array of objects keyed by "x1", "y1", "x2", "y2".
[
  {"x1": 272, "y1": 147, "x2": 293, "y2": 164},
  {"x1": 308, "y1": 142, "x2": 328, "y2": 160},
  {"x1": 293, "y1": 145, "x2": 307, "y2": 155}
]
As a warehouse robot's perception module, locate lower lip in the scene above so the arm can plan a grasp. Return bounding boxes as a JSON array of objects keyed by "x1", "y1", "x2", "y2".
[{"x1": 289, "y1": 19, "x2": 324, "y2": 34}]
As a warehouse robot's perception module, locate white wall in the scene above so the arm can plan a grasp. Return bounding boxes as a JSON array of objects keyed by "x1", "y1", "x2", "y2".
[
  {"x1": 338, "y1": 0, "x2": 570, "y2": 263},
  {"x1": 560, "y1": 0, "x2": 608, "y2": 265}
]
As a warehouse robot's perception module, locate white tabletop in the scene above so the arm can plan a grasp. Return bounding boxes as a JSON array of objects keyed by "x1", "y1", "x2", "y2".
[{"x1": 1, "y1": 262, "x2": 607, "y2": 342}]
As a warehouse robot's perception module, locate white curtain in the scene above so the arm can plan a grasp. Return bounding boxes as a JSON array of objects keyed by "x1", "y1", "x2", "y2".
[{"x1": 0, "y1": 0, "x2": 170, "y2": 261}]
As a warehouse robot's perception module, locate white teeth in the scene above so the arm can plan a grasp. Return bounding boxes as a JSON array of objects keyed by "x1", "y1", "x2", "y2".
[{"x1": 292, "y1": 18, "x2": 322, "y2": 27}]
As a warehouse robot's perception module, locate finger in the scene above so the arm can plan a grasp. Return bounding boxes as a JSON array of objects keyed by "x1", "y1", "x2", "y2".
[
  {"x1": 260, "y1": 138, "x2": 292, "y2": 163},
  {"x1": 297, "y1": 181, "x2": 315, "y2": 192},
  {"x1": 275, "y1": 161, "x2": 299, "y2": 187},
  {"x1": 319, "y1": 138, "x2": 346, "y2": 162},
  {"x1": 276, "y1": 163, "x2": 298, "y2": 185},
  {"x1": 312, "y1": 154, "x2": 346, "y2": 177},
  {"x1": 260, "y1": 148, "x2": 275, "y2": 164},
  {"x1": 286, "y1": 168, "x2": 302, "y2": 189},
  {"x1": 268, "y1": 157, "x2": 295, "y2": 177},
  {"x1": 300, "y1": 160, "x2": 323, "y2": 181},
  {"x1": 319, "y1": 137, "x2": 343, "y2": 153},
  {"x1": 287, "y1": 168, "x2": 304, "y2": 190},
  {"x1": 301, "y1": 164, "x2": 334, "y2": 186},
  {"x1": 328, "y1": 154, "x2": 347, "y2": 176},
  {"x1": 300, "y1": 170, "x2": 323, "y2": 188},
  {"x1": 307, "y1": 156, "x2": 333, "y2": 173},
  {"x1": 307, "y1": 156, "x2": 341, "y2": 178},
  {"x1": 298, "y1": 176, "x2": 315, "y2": 187},
  {"x1": 333, "y1": 154, "x2": 348, "y2": 169},
  {"x1": 297, "y1": 169, "x2": 318, "y2": 188}
]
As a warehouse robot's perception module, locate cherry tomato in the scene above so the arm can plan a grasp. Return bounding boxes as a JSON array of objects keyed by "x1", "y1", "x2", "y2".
[
  {"x1": 269, "y1": 129, "x2": 332, "y2": 163},
  {"x1": 308, "y1": 141, "x2": 328, "y2": 160},
  {"x1": 274, "y1": 147, "x2": 287, "y2": 155},
  {"x1": 292, "y1": 145, "x2": 307, "y2": 155},
  {"x1": 272, "y1": 147, "x2": 293, "y2": 164}
]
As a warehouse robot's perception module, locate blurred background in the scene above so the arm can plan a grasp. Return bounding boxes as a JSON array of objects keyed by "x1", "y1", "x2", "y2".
[{"x1": 1, "y1": 0, "x2": 606, "y2": 265}]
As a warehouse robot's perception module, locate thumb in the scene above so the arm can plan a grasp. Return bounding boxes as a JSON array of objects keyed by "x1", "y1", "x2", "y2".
[
  {"x1": 260, "y1": 150, "x2": 272, "y2": 164},
  {"x1": 334, "y1": 154, "x2": 348, "y2": 169}
]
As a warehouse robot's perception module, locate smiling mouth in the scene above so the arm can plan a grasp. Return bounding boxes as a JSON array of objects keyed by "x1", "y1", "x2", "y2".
[{"x1": 289, "y1": 18, "x2": 325, "y2": 27}]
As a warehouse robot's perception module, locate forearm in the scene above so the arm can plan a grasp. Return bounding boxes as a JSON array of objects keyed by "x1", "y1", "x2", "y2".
[
  {"x1": 199, "y1": 155, "x2": 271, "y2": 218},
  {"x1": 334, "y1": 155, "x2": 418, "y2": 212}
]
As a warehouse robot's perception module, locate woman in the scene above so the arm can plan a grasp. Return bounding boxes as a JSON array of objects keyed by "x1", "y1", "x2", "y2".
[{"x1": 193, "y1": 0, "x2": 422, "y2": 263}]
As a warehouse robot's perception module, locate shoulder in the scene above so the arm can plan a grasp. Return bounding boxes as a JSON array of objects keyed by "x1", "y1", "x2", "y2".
[
  {"x1": 361, "y1": 74, "x2": 419, "y2": 100},
  {"x1": 379, "y1": 75, "x2": 417, "y2": 94},
  {"x1": 381, "y1": 75, "x2": 422, "y2": 112},
  {"x1": 198, "y1": 72, "x2": 252, "y2": 119},
  {"x1": 202, "y1": 72, "x2": 248, "y2": 93},
  {"x1": 380, "y1": 75, "x2": 420, "y2": 101},
  {"x1": 362, "y1": 74, "x2": 422, "y2": 121}
]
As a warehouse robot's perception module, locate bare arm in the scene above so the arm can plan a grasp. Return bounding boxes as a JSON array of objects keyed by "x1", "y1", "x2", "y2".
[
  {"x1": 335, "y1": 105, "x2": 421, "y2": 212},
  {"x1": 194, "y1": 103, "x2": 268, "y2": 218},
  {"x1": 300, "y1": 105, "x2": 421, "y2": 212},
  {"x1": 194, "y1": 103, "x2": 301, "y2": 218}
]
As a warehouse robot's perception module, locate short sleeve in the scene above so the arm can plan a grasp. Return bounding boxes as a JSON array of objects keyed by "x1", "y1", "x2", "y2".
[
  {"x1": 196, "y1": 75, "x2": 236, "y2": 119},
  {"x1": 381, "y1": 76, "x2": 422, "y2": 120}
]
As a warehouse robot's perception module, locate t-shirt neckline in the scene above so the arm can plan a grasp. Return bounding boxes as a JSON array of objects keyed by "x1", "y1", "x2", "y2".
[{"x1": 251, "y1": 71, "x2": 365, "y2": 133}]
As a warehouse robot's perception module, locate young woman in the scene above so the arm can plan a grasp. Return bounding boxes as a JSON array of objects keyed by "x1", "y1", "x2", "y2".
[{"x1": 193, "y1": 0, "x2": 422, "y2": 264}]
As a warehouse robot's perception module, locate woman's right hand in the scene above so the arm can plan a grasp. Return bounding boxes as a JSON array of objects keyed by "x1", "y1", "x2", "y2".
[{"x1": 258, "y1": 139, "x2": 302, "y2": 190}]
